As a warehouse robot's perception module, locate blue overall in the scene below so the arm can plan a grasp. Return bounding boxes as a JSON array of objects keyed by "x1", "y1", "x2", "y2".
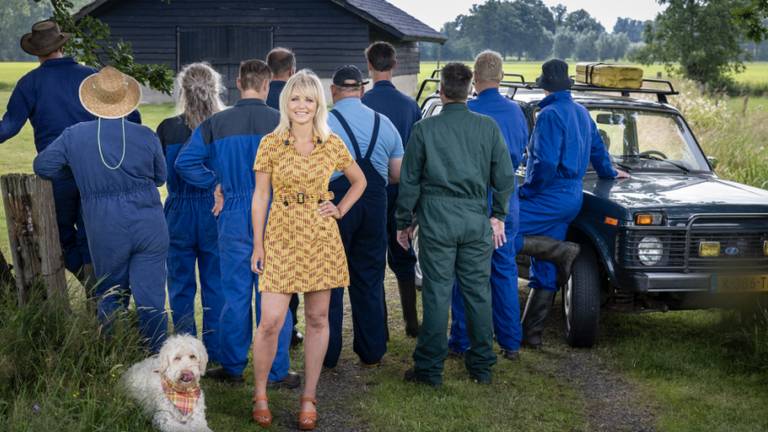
[
  {"x1": 266, "y1": 80, "x2": 286, "y2": 111},
  {"x1": 157, "y1": 115, "x2": 222, "y2": 360},
  {"x1": 33, "y1": 118, "x2": 168, "y2": 352},
  {"x1": 324, "y1": 109, "x2": 389, "y2": 367},
  {"x1": 514, "y1": 91, "x2": 616, "y2": 292},
  {"x1": 174, "y1": 99, "x2": 292, "y2": 380},
  {"x1": 0, "y1": 57, "x2": 140, "y2": 274},
  {"x1": 362, "y1": 80, "x2": 422, "y2": 281},
  {"x1": 449, "y1": 88, "x2": 529, "y2": 353}
]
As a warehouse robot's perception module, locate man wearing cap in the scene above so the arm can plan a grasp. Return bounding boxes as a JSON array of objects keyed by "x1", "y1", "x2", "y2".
[
  {"x1": 517, "y1": 59, "x2": 628, "y2": 347},
  {"x1": 0, "y1": 20, "x2": 140, "y2": 289},
  {"x1": 175, "y1": 59, "x2": 298, "y2": 388},
  {"x1": 33, "y1": 66, "x2": 167, "y2": 352},
  {"x1": 323, "y1": 64, "x2": 403, "y2": 368},
  {"x1": 448, "y1": 50, "x2": 528, "y2": 361},
  {"x1": 361, "y1": 41, "x2": 422, "y2": 338},
  {"x1": 396, "y1": 63, "x2": 515, "y2": 386}
]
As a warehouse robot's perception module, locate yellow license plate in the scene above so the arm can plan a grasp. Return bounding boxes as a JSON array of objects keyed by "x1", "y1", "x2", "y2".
[{"x1": 717, "y1": 275, "x2": 768, "y2": 292}]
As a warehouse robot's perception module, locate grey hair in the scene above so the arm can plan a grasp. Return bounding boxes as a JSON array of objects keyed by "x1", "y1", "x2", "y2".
[
  {"x1": 474, "y1": 50, "x2": 504, "y2": 83},
  {"x1": 175, "y1": 62, "x2": 226, "y2": 129}
]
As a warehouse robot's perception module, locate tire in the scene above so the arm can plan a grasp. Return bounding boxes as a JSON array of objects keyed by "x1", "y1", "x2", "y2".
[{"x1": 563, "y1": 244, "x2": 601, "y2": 348}]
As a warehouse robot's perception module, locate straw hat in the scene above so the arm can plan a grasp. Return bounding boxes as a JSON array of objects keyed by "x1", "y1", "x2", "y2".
[
  {"x1": 20, "y1": 20, "x2": 70, "y2": 57},
  {"x1": 79, "y1": 66, "x2": 141, "y2": 119}
]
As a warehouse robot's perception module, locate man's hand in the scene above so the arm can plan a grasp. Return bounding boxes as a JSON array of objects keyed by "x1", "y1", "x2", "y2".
[
  {"x1": 397, "y1": 225, "x2": 415, "y2": 250},
  {"x1": 212, "y1": 184, "x2": 224, "y2": 216},
  {"x1": 490, "y1": 217, "x2": 506, "y2": 249},
  {"x1": 615, "y1": 168, "x2": 631, "y2": 179}
]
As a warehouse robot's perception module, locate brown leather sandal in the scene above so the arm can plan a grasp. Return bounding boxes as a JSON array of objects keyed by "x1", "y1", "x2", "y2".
[
  {"x1": 252, "y1": 394, "x2": 272, "y2": 428},
  {"x1": 297, "y1": 396, "x2": 318, "y2": 431}
]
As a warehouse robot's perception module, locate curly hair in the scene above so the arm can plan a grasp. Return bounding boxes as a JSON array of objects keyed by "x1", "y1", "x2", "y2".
[{"x1": 175, "y1": 63, "x2": 226, "y2": 129}]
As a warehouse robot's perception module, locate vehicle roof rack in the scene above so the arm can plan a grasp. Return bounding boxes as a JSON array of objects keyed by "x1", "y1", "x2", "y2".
[
  {"x1": 503, "y1": 78, "x2": 679, "y2": 103},
  {"x1": 416, "y1": 72, "x2": 530, "y2": 107}
]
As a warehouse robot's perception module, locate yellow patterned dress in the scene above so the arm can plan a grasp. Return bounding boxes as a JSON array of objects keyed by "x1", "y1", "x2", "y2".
[{"x1": 254, "y1": 130, "x2": 354, "y2": 293}]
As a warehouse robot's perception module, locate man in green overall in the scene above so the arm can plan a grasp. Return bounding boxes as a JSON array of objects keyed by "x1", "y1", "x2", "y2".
[{"x1": 396, "y1": 63, "x2": 515, "y2": 386}]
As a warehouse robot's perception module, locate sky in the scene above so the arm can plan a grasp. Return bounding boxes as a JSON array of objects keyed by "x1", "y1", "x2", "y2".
[{"x1": 387, "y1": 0, "x2": 665, "y2": 33}]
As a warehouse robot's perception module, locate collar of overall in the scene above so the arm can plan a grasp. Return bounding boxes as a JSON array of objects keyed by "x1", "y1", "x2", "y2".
[{"x1": 161, "y1": 376, "x2": 201, "y2": 416}]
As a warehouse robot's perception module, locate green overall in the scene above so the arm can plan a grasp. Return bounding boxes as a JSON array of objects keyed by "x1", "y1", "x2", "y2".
[{"x1": 396, "y1": 103, "x2": 515, "y2": 384}]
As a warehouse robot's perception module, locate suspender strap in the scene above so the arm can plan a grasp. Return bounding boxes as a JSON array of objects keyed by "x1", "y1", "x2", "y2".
[{"x1": 329, "y1": 109, "x2": 380, "y2": 161}]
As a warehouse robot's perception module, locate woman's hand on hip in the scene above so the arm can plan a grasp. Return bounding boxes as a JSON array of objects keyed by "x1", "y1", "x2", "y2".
[
  {"x1": 319, "y1": 200, "x2": 342, "y2": 219},
  {"x1": 251, "y1": 244, "x2": 265, "y2": 274}
]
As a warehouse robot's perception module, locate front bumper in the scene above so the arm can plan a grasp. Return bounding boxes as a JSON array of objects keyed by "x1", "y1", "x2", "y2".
[{"x1": 621, "y1": 271, "x2": 768, "y2": 293}]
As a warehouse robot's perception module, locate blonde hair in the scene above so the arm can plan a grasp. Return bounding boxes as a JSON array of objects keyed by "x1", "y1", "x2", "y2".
[
  {"x1": 474, "y1": 50, "x2": 504, "y2": 83},
  {"x1": 274, "y1": 69, "x2": 330, "y2": 142},
  {"x1": 176, "y1": 62, "x2": 226, "y2": 129}
]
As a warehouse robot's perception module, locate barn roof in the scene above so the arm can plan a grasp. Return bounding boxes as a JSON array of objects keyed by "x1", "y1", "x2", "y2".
[{"x1": 74, "y1": 0, "x2": 447, "y2": 43}]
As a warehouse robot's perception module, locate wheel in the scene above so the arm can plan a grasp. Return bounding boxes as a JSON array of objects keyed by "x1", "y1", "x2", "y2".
[{"x1": 563, "y1": 244, "x2": 601, "y2": 348}]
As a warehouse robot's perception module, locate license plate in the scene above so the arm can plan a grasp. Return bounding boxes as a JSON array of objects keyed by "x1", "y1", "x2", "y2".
[{"x1": 717, "y1": 275, "x2": 768, "y2": 292}]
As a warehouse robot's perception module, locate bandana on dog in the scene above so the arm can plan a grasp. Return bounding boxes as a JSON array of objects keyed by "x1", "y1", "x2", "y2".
[{"x1": 161, "y1": 376, "x2": 201, "y2": 416}]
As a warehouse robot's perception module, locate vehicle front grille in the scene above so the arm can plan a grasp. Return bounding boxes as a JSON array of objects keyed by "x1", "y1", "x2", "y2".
[{"x1": 619, "y1": 217, "x2": 768, "y2": 272}]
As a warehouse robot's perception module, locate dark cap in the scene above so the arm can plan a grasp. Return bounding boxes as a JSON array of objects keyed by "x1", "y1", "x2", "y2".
[
  {"x1": 332, "y1": 65, "x2": 369, "y2": 87},
  {"x1": 536, "y1": 59, "x2": 574, "y2": 93}
]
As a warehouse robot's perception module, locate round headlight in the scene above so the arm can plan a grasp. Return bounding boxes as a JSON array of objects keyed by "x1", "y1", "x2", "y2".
[{"x1": 638, "y1": 236, "x2": 664, "y2": 266}]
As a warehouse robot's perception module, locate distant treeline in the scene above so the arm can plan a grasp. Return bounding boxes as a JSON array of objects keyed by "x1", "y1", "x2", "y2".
[{"x1": 419, "y1": 0, "x2": 768, "y2": 63}]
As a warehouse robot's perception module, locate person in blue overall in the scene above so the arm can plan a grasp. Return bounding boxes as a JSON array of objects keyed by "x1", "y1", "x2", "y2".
[
  {"x1": 33, "y1": 66, "x2": 167, "y2": 352},
  {"x1": 175, "y1": 59, "x2": 298, "y2": 388},
  {"x1": 265, "y1": 47, "x2": 304, "y2": 348},
  {"x1": 324, "y1": 65, "x2": 404, "y2": 368},
  {"x1": 361, "y1": 41, "x2": 422, "y2": 338},
  {"x1": 517, "y1": 59, "x2": 628, "y2": 347},
  {"x1": 448, "y1": 51, "x2": 528, "y2": 360},
  {"x1": 0, "y1": 20, "x2": 140, "y2": 288},
  {"x1": 156, "y1": 63, "x2": 224, "y2": 360}
]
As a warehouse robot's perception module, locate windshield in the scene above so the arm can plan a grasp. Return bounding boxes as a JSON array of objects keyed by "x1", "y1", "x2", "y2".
[{"x1": 590, "y1": 108, "x2": 710, "y2": 173}]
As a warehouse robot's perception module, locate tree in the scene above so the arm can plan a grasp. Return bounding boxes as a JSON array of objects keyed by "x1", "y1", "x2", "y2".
[
  {"x1": 596, "y1": 33, "x2": 614, "y2": 60},
  {"x1": 33, "y1": 0, "x2": 173, "y2": 94},
  {"x1": 574, "y1": 31, "x2": 600, "y2": 60},
  {"x1": 564, "y1": 9, "x2": 605, "y2": 34},
  {"x1": 612, "y1": 33, "x2": 631, "y2": 60},
  {"x1": 550, "y1": 3, "x2": 568, "y2": 28},
  {"x1": 734, "y1": 0, "x2": 768, "y2": 41},
  {"x1": 0, "y1": 0, "x2": 53, "y2": 60},
  {"x1": 638, "y1": 0, "x2": 752, "y2": 88},
  {"x1": 553, "y1": 30, "x2": 577, "y2": 59},
  {"x1": 613, "y1": 17, "x2": 648, "y2": 43}
]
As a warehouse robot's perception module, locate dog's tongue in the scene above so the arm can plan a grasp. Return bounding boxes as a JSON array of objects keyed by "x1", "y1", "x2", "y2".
[{"x1": 181, "y1": 371, "x2": 194, "y2": 382}]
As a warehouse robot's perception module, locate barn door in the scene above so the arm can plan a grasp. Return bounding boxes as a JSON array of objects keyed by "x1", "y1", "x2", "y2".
[{"x1": 177, "y1": 26, "x2": 273, "y2": 105}]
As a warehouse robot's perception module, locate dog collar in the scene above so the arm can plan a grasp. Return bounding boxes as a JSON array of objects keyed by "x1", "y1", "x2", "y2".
[{"x1": 161, "y1": 376, "x2": 201, "y2": 416}]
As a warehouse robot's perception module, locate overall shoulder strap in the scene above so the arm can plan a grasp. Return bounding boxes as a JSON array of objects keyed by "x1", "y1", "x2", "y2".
[
  {"x1": 329, "y1": 109, "x2": 362, "y2": 159},
  {"x1": 363, "y1": 113, "x2": 381, "y2": 160}
]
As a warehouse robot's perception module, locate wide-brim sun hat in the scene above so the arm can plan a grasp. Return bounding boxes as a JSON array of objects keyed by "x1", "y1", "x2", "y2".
[
  {"x1": 20, "y1": 20, "x2": 71, "y2": 57},
  {"x1": 536, "y1": 58, "x2": 574, "y2": 93},
  {"x1": 79, "y1": 66, "x2": 141, "y2": 119}
]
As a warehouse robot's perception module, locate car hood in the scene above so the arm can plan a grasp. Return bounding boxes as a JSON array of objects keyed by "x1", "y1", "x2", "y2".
[{"x1": 583, "y1": 173, "x2": 768, "y2": 217}]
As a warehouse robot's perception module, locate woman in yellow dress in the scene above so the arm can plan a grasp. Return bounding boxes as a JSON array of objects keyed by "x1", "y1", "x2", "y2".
[{"x1": 250, "y1": 70, "x2": 366, "y2": 430}]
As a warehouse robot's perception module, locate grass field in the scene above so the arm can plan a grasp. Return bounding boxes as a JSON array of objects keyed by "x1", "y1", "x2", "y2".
[{"x1": 1, "y1": 61, "x2": 768, "y2": 431}]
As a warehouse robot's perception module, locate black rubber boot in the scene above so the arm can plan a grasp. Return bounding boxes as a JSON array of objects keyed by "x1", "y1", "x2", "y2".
[
  {"x1": 521, "y1": 289, "x2": 556, "y2": 348},
  {"x1": 520, "y1": 236, "x2": 580, "y2": 286},
  {"x1": 398, "y1": 278, "x2": 420, "y2": 337}
]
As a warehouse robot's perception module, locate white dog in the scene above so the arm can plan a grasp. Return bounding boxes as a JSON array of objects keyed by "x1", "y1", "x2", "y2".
[{"x1": 123, "y1": 334, "x2": 212, "y2": 432}]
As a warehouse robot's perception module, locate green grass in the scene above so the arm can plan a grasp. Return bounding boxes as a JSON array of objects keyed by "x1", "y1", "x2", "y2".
[{"x1": 599, "y1": 310, "x2": 768, "y2": 432}]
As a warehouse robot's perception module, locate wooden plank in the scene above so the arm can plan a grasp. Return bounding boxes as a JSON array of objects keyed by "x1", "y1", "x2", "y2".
[{"x1": 1, "y1": 174, "x2": 68, "y2": 306}]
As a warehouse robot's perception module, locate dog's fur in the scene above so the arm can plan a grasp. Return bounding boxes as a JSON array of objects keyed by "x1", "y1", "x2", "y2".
[{"x1": 123, "y1": 335, "x2": 212, "y2": 432}]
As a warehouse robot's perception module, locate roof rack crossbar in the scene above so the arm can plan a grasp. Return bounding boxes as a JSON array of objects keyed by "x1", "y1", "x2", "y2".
[{"x1": 428, "y1": 69, "x2": 526, "y2": 83}]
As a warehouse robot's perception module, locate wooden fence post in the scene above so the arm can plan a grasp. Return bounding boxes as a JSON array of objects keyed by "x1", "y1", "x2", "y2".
[{"x1": 1, "y1": 174, "x2": 68, "y2": 306}]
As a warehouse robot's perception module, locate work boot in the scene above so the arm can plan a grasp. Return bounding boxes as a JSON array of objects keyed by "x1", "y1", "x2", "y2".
[
  {"x1": 397, "y1": 278, "x2": 420, "y2": 337},
  {"x1": 521, "y1": 289, "x2": 556, "y2": 348},
  {"x1": 520, "y1": 236, "x2": 580, "y2": 286}
]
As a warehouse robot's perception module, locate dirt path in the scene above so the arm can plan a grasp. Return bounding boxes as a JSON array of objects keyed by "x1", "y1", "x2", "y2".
[{"x1": 541, "y1": 292, "x2": 658, "y2": 432}]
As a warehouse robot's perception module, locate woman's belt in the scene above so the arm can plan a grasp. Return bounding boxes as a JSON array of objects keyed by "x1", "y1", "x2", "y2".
[{"x1": 277, "y1": 191, "x2": 335, "y2": 206}]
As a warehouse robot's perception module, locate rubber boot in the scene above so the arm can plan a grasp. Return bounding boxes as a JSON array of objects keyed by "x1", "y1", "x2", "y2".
[
  {"x1": 76, "y1": 263, "x2": 97, "y2": 313},
  {"x1": 520, "y1": 236, "x2": 580, "y2": 286},
  {"x1": 521, "y1": 289, "x2": 555, "y2": 348},
  {"x1": 398, "y1": 278, "x2": 420, "y2": 337}
]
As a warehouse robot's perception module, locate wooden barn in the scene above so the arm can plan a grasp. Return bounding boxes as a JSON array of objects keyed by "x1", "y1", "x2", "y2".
[{"x1": 74, "y1": 0, "x2": 446, "y2": 103}]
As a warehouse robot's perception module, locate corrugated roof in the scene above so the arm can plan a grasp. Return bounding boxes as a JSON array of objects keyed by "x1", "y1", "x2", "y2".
[{"x1": 74, "y1": 0, "x2": 446, "y2": 43}]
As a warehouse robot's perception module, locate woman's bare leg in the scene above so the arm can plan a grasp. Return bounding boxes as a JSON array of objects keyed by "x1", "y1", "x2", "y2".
[
  {"x1": 252, "y1": 292, "x2": 292, "y2": 409},
  {"x1": 302, "y1": 289, "x2": 332, "y2": 411}
]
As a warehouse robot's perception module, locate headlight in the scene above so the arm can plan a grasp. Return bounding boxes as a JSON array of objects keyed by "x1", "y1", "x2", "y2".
[{"x1": 638, "y1": 236, "x2": 664, "y2": 266}]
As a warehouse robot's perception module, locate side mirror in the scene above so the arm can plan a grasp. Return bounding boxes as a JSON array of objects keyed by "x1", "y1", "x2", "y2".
[{"x1": 707, "y1": 156, "x2": 718, "y2": 169}]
